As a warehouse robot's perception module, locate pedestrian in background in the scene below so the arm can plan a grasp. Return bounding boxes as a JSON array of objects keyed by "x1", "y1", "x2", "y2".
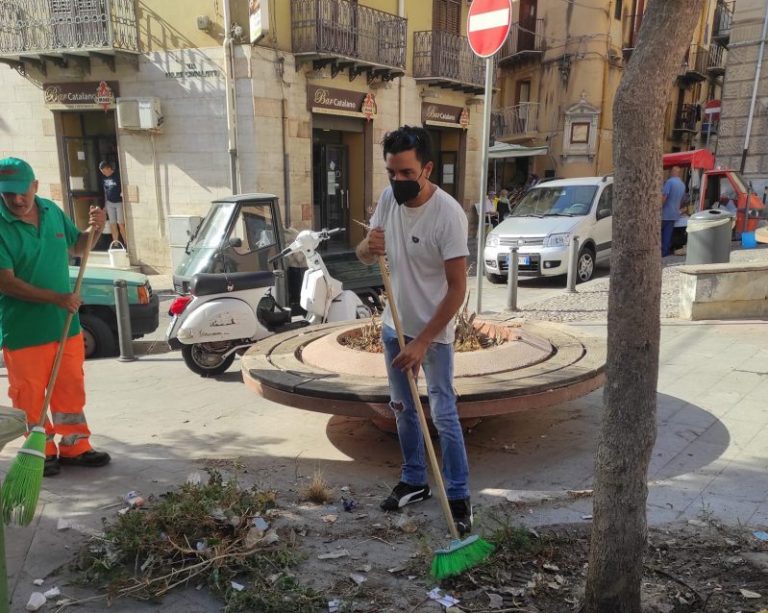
[
  {"x1": 0, "y1": 157, "x2": 112, "y2": 477},
  {"x1": 99, "y1": 161, "x2": 128, "y2": 248},
  {"x1": 661, "y1": 166, "x2": 686, "y2": 257}
]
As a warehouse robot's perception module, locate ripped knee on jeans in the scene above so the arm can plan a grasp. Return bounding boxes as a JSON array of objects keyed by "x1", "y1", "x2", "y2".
[{"x1": 389, "y1": 401, "x2": 405, "y2": 414}]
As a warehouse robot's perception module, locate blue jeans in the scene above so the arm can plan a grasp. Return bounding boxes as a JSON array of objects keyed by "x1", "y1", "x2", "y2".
[
  {"x1": 382, "y1": 325, "x2": 470, "y2": 500},
  {"x1": 661, "y1": 220, "x2": 676, "y2": 256}
]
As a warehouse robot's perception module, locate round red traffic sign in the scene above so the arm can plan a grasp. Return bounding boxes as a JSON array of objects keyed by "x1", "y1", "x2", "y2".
[{"x1": 467, "y1": 0, "x2": 513, "y2": 58}]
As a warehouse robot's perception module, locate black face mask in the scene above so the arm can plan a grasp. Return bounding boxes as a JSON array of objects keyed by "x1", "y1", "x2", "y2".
[{"x1": 390, "y1": 170, "x2": 425, "y2": 205}]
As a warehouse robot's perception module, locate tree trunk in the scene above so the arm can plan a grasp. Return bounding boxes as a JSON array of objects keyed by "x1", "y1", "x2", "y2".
[{"x1": 584, "y1": 1, "x2": 704, "y2": 612}]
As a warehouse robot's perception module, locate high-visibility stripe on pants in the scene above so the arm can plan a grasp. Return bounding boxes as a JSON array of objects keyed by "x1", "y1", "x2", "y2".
[{"x1": 3, "y1": 334, "x2": 93, "y2": 458}]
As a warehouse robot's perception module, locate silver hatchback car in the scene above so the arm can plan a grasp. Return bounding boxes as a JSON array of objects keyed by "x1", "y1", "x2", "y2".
[{"x1": 483, "y1": 176, "x2": 613, "y2": 284}]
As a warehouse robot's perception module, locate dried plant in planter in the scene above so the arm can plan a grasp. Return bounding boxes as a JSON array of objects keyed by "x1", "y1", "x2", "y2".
[
  {"x1": 341, "y1": 293, "x2": 505, "y2": 353},
  {"x1": 455, "y1": 295, "x2": 505, "y2": 352}
]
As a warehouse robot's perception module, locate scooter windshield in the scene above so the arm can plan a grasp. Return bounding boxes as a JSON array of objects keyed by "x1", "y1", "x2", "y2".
[{"x1": 174, "y1": 202, "x2": 236, "y2": 277}]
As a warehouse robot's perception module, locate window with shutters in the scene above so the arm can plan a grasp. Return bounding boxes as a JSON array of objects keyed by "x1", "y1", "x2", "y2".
[{"x1": 433, "y1": 0, "x2": 461, "y2": 34}]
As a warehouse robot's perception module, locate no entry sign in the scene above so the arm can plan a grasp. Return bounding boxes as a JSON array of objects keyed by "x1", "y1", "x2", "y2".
[{"x1": 467, "y1": 0, "x2": 513, "y2": 58}]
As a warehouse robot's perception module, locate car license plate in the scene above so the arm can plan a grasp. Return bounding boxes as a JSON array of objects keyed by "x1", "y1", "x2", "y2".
[
  {"x1": 499, "y1": 255, "x2": 531, "y2": 266},
  {"x1": 165, "y1": 316, "x2": 177, "y2": 338}
]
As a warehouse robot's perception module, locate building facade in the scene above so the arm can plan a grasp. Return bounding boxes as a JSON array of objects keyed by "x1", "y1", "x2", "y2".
[
  {"x1": 716, "y1": 0, "x2": 768, "y2": 195},
  {"x1": 0, "y1": 0, "x2": 487, "y2": 273},
  {"x1": 490, "y1": 0, "x2": 729, "y2": 188}
]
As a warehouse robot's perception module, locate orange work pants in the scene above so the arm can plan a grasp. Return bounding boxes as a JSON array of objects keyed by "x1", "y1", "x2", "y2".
[{"x1": 3, "y1": 334, "x2": 92, "y2": 458}]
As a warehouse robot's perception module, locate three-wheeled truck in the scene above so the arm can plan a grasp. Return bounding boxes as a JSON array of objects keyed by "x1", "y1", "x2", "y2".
[
  {"x1": 171, "y1": 193, "x2": 382, "y2": 308},
  {"x1": 662, "y1": 149, "x2": 764, "y2": 234}
]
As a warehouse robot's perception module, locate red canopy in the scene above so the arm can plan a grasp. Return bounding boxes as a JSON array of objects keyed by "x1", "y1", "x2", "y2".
[{"x1": 662, "y1": 149, "x2": 715, "y2": 170}]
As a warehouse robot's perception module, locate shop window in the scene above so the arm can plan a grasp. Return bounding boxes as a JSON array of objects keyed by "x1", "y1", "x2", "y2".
[
  {"x1": 433, "y1": 0, "x2": 461, "y2": 34},
  {"x1": 614, "y1": 0, "x2": 623, "y2": 20}
]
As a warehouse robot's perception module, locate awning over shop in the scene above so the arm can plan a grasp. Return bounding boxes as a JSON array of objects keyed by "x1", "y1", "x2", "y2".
[
  {"x1": 662, "y1": 149, "x2": 715, "y2": 170},
  {"x1": 487, "y1": 142, "x2": 549, "y2": 159}
]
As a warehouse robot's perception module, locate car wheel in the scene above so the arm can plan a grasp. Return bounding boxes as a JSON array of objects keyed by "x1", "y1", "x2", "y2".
[
  {"x1": 486, "y1": 273, "x2": 507, "y2": 284},
  {"x1": 577, "y1": 247, "x2": 596, "y2": 283},
  {"x1": 80, "y1": 313, "x2": 118, "y2": 359},
  {"x1": 181, "y1": 343, "x2": 236, "y2": 377}
]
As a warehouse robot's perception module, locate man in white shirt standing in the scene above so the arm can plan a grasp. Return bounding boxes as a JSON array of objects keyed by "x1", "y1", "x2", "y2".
[{"x1": 356, "y1": 126, "x2": 473, "y2": 535}]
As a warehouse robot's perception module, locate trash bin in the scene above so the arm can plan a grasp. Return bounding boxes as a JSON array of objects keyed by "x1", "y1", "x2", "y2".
[{"x1": 685, "y1": 209, "x2": 735, "y2": 265}]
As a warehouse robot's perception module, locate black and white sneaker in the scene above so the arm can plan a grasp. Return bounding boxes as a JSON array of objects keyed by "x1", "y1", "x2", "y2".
[
  {"x1": 380, "y1": 481, "x2": 431, "y2": 511},
  {"x1": 449, "y1": 498, "x2": 473, "y2": 536}
]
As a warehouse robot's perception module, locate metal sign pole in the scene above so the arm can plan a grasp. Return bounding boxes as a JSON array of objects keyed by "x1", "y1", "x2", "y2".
[{"x1": 475, "y1": 56, "x2": 494, "y2": 314}]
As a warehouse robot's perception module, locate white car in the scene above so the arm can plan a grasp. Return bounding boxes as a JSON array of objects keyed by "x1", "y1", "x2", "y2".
[{"x1": 484, "y1": 176, "x2": 613, "y2": 284}]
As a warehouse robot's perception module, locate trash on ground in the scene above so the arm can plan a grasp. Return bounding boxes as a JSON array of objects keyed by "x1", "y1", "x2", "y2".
[
  {"x1": 43, "y1": 587, "x2": 61, "y2": 599},
  {"x1": 388, "y1": 565, "x2": 407, "y2": 574},
  {"x1": 318, "y1": 549, "x2": 350, "y2": 560},
  {"x1": 252, "y1": 516, "x2": 270, "y2": 533},
  {"x1": 687, "y1": 519, "x2": 707, "y2": 527},
  {"x1": 543, "y1": 563, "x2": 560, "y2": 572},
  {"x1": 487, "y1": 592, "x2": 504, "y2": 609},
  {"x1": 230, "y1": 581, "x2": 245, "y2": 592},
  {"x1": 349, "y1": 573, "x2": 367, "y2": 585},
  {"x1": 581, "y1": 514, "x2": 593, "y2": 520},
  {"x1": 25, "y1": 593, "x2": 46, "y2": 611},
  {"x1": 395, "y1": 514, "x2": 418, "y2": 533},
  {"x1": 566, "y1": 489, "x2": 594, "y2": 498},
  {"x1": 321, "y1": 514, "x2": 338, "y2": 524},
  {"x1": 340, "y1": 486, "x2": 351, "y2": 493},
  {"x1": 123, "y1": 490, "x2": 144, "y2": 508},
  {"x1": 328, "y1": 599, "x2": 342, "y2": 613},
  {"x1": 428, "y1": 587, "x2": 460, "y2": 607},
  {"x1": 740, "y1": 589, "x2": 762, "y2": 599},
  {"x1": 753, "y1": 531, "x2": 768, "y2": 541},
  {"x1": 357, "y1": 563, "x2": 372, "y2": 573},
  {"x1": 342, "y1": 497, "x2": 358, "y2": 512},
  {"x1": 32, "y1": 579, "x2": 44, "y2": 586}
]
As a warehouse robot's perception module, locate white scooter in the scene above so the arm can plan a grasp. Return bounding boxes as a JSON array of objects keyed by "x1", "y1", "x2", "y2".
[{"x1": 167, "y1": 228, "x2": 371, "y2": 376}]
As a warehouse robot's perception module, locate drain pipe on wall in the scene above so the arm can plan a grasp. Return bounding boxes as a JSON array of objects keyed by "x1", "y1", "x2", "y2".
[
  {"x1": 398, "y1": 0, "x2": 405, "y2": 126},
  {"x1": 739, "y1": 1, "x2": 768, "y2": 174},
  {"x1": 223, "y1": 0, "x2": 240, "y2": 193}
]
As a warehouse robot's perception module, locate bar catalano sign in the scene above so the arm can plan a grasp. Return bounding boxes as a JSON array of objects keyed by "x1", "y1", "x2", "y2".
[
  {"x1": 422, "y1": 103, "x2": 470, "y2": 129},
  {"x1": 308, "y1": 85, "x2": 377, "y2": 120},
  {"x1": 43, "y1": 81, "x2": 119, "y2": 108}
]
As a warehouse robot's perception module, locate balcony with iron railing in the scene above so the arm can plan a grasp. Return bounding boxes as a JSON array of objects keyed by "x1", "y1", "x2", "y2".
[
  {"x1": 492, "y1": 103, "x2": 540, "y2": 142},
  {"x1": 671, "y1": 103, "x2": 700, "y2": 138},
  {"x1": 413, "y1": 30, "x2": 486, "y2": 93},
  {"x1": 622, "y1": 12, "x2": 643, "y2": 56},
  {"x1": 291, "y1": 0, "x2": 406, "y2": 82},
  {"x1": 707, "y1": 44, "x2": 725, "y2": 76},
  {"x1": 678, "y1": 44, "x2": 708, "y2": 83},
  {"x1": 499, "y1": 18, "x2": 544, "y2": 64},
  {"x1": 0, "y1": 0, "x2": 139, "y2": 72},
  {"x1": 712, "y1": 0, "x2": 734, "y2": 47}
]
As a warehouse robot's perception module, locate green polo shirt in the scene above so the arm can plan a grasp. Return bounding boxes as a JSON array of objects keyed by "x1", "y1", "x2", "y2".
[{"x1": 0, "y1": 196, "x2": 82, "y2": 350}]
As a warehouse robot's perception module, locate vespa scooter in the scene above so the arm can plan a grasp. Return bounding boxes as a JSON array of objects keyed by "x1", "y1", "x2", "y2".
[{"x1": 167, "y1": 228, "x2": 371, "y2": 376}]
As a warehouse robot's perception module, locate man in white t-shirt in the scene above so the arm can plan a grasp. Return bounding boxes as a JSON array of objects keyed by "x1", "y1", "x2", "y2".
[{"x1": 356, "y1": 126, "x2": 473, "y2": 536}]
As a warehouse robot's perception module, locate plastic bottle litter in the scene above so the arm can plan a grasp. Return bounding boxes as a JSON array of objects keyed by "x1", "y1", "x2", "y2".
[
  {"x1": 26, "y1": 593, "x2": 46, "y2": 611},
  {"x1": 43, "y1": 587, "x2": 61, "y2": 599}
]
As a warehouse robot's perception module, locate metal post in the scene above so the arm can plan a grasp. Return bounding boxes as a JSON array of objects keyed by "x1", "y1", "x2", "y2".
[
  {"x1": 506, "y1": 246, "x2": 518, "y2": 311},
  {"x1": 113, "y1": 280, "x2": 136, "y2": 362},
  {"x1": 565, "y1": 236, "x2": 580, "y2": 293},
  {"x1": 474, "y1": 56, "x2": 495, "y2": 314},
  {"x1": 739, "y1": 0, "x2": 768, "y2": 175}
]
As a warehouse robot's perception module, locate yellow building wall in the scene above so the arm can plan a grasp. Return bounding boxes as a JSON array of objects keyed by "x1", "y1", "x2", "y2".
[{"x1": 138, "y1": 0, "x2": 250, "y2": 51}]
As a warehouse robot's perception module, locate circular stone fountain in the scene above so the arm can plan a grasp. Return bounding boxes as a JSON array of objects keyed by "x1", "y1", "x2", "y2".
[{"x1": 241, "y1": 317, "x2": 606, "y2": 430}]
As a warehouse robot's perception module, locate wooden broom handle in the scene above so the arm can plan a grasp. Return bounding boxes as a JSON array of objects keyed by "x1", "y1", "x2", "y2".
[
  {"x1": 35, "y1": 228, "x2": 95, "y2": 429},
  {"x1": 378, "y1": 256, "x2": 461, "y2": 541}
]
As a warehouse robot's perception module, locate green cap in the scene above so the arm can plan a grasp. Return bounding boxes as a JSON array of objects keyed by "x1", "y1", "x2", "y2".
[{"x1": 0, "y1": 157, "x2": 35, "y2": 194}]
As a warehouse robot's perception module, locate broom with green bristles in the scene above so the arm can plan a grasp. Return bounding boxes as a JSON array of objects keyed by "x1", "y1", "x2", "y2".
[
  {"x1": 377, "y1": 255, "x2": 494, "y2": 580},
  {"x1": 1, "y1": 228, "x2": 94, "y2": 526}
]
